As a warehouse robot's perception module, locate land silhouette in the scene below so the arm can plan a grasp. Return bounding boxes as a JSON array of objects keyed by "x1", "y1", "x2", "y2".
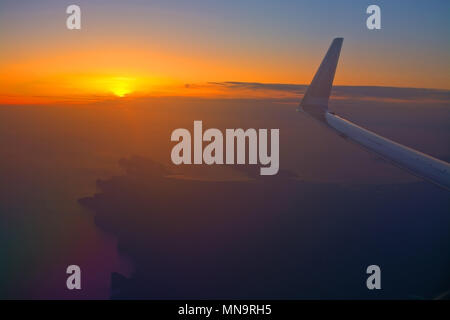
[{"x1": 79, "y1": 156, "x2": 450, "y2": 299}]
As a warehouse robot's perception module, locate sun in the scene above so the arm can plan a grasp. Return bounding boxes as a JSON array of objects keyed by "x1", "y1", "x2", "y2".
[
  {"x1": 112, "y1": 87, "x2": 131, "y2": 97},
  {"x1": 109, "y1": 77, "x2": 135, "y2": 97}
]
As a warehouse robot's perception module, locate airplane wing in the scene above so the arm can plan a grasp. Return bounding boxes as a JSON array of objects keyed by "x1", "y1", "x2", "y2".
[{"x1": 298, "y1": 38, "x2": 450, "y2": 191}]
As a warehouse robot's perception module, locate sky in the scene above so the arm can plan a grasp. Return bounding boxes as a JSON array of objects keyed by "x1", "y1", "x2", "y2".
[{"x1": 0, "y1": 0, "x2": 449, "y2": 104}]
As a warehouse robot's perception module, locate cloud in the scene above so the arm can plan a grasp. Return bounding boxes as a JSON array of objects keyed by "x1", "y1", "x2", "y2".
[
  {"x1": 202, "y1": 82, "x2": 450, "y2": 103},
  {"x1": 79, "y1": 156, "x2": 450, "y2": 299}
]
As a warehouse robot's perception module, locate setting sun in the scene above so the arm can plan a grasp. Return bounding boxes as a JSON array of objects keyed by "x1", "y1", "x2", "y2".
[
  {"x1": 109, "y1": 77, "x2": 135, "y2": 97},
  {"x1": 111, "y1": 87, "x2": 131, "y2": 97}
]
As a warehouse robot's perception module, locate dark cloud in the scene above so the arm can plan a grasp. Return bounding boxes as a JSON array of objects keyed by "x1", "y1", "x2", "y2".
[
  {"x1": 79, "y1": 156, "x2": 450, "y2": 299},
  {"x1": 207, "y1": 82, "x2": 450, "y2": 102}
]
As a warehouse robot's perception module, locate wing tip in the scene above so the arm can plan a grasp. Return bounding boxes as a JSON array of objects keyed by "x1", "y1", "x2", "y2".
[{"x1": 298, "y1": 37, "x2": 344, "y2": 120}]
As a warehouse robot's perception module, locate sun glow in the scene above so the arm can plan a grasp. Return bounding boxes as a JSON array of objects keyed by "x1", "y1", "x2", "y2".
[
  {"x1": 112, "y1": 87, "x2": 131, "y2": 97},
  {"x1": 108, "y1": 77, "x2": 135, "y2": 97}
]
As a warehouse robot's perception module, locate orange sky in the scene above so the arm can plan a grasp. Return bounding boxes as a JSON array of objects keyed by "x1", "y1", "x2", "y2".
[{"x1": 1, "y1": 1, "x2": 449, "y2": 104}]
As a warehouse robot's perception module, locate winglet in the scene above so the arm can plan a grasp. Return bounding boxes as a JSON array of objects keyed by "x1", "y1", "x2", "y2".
[{"x1": 298, "y1": 38, "x2": 343, "y2": 120}]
